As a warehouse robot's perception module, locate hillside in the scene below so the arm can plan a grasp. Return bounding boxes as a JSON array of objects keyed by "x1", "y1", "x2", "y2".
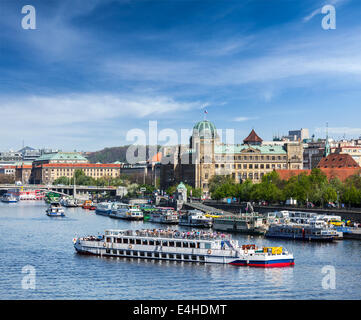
[{"x1": 85, "y1": 145, "x2": 161, "y2": 164}]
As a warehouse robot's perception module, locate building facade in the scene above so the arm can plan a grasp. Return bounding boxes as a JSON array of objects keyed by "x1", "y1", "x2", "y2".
[{"x1": 160, "y1": 120, "x2": 304, "y2": 193}]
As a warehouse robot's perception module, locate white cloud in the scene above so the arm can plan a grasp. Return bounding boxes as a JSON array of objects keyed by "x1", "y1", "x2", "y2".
[
  {"x1": 315, "y1": 127, "x2": 361, "y2": 135},
  {"x1": 234, "y1": 116, "x2": 258, "y2": 122}
]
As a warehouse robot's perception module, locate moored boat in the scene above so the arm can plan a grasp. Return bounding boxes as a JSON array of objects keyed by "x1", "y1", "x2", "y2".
[
  {"x1": 82, "y1": 200, "x2": 96, "y2": 210},
  {"x1": 179, "y1": 210, "x2": 213, "y2": 228},
  {"x1": 73, "y1": 228, "x2": 294, "y2": 267},
  {"x1": 1, "y1": 193, "x2": 18, "y2": 203},
  {"x1": 148, "y1": 207, "x2": 179, "y2": 224},
  {"x1": 110, "y1": 203, "x2": 143, "y2": 220},
  {"x1": 266, "y1": 219, "x2": 338, "y2": 241},
  {"x1": 213, "y1": 213, "x2": 268, "y2": 235},
  {"x1": 95, "y1": 202, "x2": 115, "y2": 216}
]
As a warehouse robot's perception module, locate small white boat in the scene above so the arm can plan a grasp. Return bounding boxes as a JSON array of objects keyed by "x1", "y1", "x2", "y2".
[
  {"x1": 1, "y1": 193, "x2": 18, "y2": 203},
  {"x1": 46, "y1": 202, "x2": 65, "y2": 217},
  {"x1": 110, "y1": 203, "x2": 143, "y2": 220}
]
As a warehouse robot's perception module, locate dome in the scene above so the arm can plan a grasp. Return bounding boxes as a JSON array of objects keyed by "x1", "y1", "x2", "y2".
[{"x1": 193, "y1": 120, "x2": 217, "y2": 139}]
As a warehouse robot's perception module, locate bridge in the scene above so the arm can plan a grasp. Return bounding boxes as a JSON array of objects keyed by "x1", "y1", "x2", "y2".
[{"x1": 0, "y1": 184, "x2": 127, "y2": 198}]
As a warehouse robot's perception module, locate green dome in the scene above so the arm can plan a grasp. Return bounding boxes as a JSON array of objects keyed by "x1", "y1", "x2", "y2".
[
  {"x1": 177, "y1": 182, "x2": 187, "y2": 190},
  {"x1": 193, "y1": 120, "x2": 217, "y2": 139}
]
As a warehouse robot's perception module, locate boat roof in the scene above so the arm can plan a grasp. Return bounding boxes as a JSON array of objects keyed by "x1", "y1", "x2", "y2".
[{"x1": 105, "y1": 229, "x2": 232, "y2": 241}]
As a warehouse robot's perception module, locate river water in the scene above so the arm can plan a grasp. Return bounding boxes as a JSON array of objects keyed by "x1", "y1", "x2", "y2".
[{"x1": 0, "y1": 201, "x2": 360, "y2": 300}]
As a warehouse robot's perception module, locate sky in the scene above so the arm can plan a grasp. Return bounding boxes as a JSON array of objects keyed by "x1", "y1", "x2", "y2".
[{"x1": 1, "y1": 0, "x2": 361, "y2": 152}]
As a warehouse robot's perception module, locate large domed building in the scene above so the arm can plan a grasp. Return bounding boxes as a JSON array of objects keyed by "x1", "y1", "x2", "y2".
[{"x1": 160, "y1": 119, "x2": 303, "y2": 195}]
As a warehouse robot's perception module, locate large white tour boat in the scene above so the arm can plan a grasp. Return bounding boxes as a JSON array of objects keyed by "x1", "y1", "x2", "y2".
[{"x1": 73, "y1": 228, "x2": 295, "y2": 267}]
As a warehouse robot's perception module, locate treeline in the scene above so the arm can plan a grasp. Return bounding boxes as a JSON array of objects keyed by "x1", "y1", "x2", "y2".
[{"x1": 209, "y1": 169, "x2": 361, "y2": 208}]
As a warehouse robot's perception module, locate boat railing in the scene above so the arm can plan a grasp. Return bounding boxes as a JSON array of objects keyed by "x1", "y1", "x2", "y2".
[{"x1": 106, "y1": 229, "x2": 231, "y2": 241}]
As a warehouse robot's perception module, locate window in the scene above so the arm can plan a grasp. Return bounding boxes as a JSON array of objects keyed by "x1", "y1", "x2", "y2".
[
  {"x1": 176, "y1": 242, "x2": 182, "y2": 247},
  {"x1": 183, "y1": 242, "x2": 189, "y2": 248}
]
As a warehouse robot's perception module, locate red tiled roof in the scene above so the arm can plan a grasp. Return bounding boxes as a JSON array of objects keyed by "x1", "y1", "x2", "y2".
[
  {"x1": 276, "y1": 168, "x2": 361, "y2": 182},
  {"x1": 317, "y1": 153, "x2": 359, "y2": 169},
  {"x1": 243, "y1": 129, "x2": 263, "y2": 144}
]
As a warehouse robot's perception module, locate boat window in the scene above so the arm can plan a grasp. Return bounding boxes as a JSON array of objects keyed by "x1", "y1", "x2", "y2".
[
  {"x1": 199, "y1": 256, "x2": 205, "y2": 261},
  {"x1": 183, "y1": 242, "x2": 189, "y2": 248},
  {"x1": 184, "y1": 255, "x2": 189, "y2": 260},
  {"x1": 117, "y1": 238, "x2": 121, "y2": 243},
  {"x1": 189, "y1": 242, "x2": 196, "y2": 248},
  {"x1": 147, "y1": 252, "x2": 152, "y2": 257},
  {"x1": 176, "y1": 254, "x2": 181, "y2": 259},
  {"x1": 154, "y1": 252, "x2": 160, "y2": 258},
  {"x1": 149, "y1": 240, "x2": 154, "y2": 246},
  {"x1": 169, "y1": 254, "x2": 174, "y2": 259},
  {"x1": 161, "y1": 253, "x2": 167, "y2": 258},
  {"x1": 136, "y1": 239, "x2": 141, "y2": 245},
  {"x1": 132, "y1": 251, "x2": 137, "y2": 256},
  {"x1": 142, "y1": 240, "x2": 148, "y2": 245},
  {"x1": 106, "y1": 237, "x2": 111, "y2": 243},
  {"x1": 162, "y1": 241, "x2": 168, "y2": 247},
  {"x1": 204, "y1": 243, "x2": 211, "y2": 249},
  {"x1": 169, "y1": 241, "x2": 174, "y2": 247},
  {"x1": 129, "y1": 239, "x2": 135, "y2": 244},
  {"x1": 126, "y1": 251, "x2": 131, "y2": 255},
  {"x1": 106, "y1": 249, "x2": 110, "y2": 254},
  {"x1": 191, "y1": 255, "x2": 197, "y2": 260},
  {"x1": 123, "y1": 238, "x2": 129, "y2": 244},
  {"x1": 197, "y1": 243, "x2": 200, "y2": 249},
  {"x1": 176, "y1": 242, "x2": 182, "y2": 248},
  {"x1": 156, "y1": 240, "x2": 161, "y2": 246},
  {"x1": 112, "y1": 250, "x2": 117, "y2": 255}
]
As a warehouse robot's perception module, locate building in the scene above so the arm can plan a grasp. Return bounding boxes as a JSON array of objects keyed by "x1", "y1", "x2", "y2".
[
  {"x1": 31, "y1": 163, "x2": 122, "y2": 184},
  {"x1": 317, "y1": 153, "x2": 360, "y2": 169},
  {"x1": 0, "y1": 166, "x2": 16, "y2": 176},
  {"x1": 160, "y1": 120, "x2": 304, "y2": 194},
  {"x1": 283, "y1": 128, "x2": 309, "y2": 142},
  {"x1": 33, "y1": 152, "x2": 89, "y2": 165},
  {"x1": 332, "y1": 146, "x2": 361, "y2": 167},
  {"x1": 15, "y1": 164, "x2": 33, "y2": 184},
  {"x1": 0, "y1": 151, "x2": 22, "y2": 167}
]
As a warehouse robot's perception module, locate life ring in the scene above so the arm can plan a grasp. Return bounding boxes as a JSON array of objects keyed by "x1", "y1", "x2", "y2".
[
  {"x1": 129, "y1": 244, "x2": 132, "y2": 249},
  {"x1": 207, "y1": 249, "x2": 212, "y2": 254}
]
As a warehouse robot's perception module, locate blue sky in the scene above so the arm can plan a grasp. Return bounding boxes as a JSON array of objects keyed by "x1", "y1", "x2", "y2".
[{"x1": 1, "y1": 0, "x2": 361, "y2": 151}]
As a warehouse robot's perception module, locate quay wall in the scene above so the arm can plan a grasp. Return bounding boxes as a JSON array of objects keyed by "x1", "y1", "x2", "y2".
[{"x1": 202, "y1": 201, "x2": 361, "y2": 223}]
